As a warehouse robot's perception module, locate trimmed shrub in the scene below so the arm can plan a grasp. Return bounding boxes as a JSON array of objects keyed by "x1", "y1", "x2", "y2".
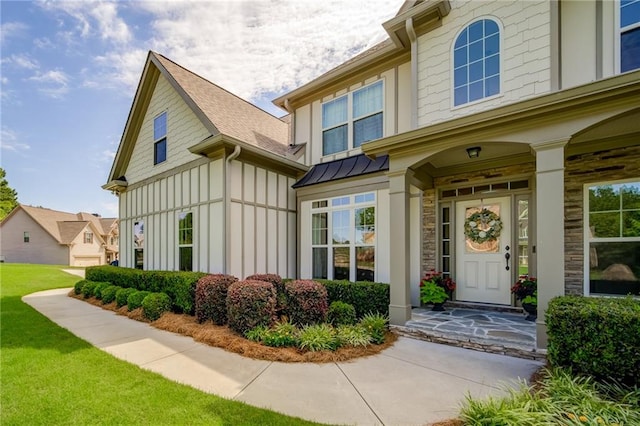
[
  {"x1": 101, "y1": 285, "x2": 121, "y2": 304},
  {"x1": 327, "y1": 301, "x2": 357, "y2": 326},
  {"x1": 74, "y1": 280, "x2": 88, "y2": 295},
  {"x1": 245, "y1": 274, "x2": 284, "y2": 294},
  {"x1": 115, "y1": 287, "x2": 136, "y2": 308},
  {"x1": 359, "y1": 312, "x2": 388, "y2": 345},
  {"x1": 195, "y1": 274, "x2": 238, "y2": 325},
  {"x1": 81, "y1": 281, "x2": 98, "y2": 299},
  {"x1": 142, "y1": 292, "x2": 172, "y2": 321},
  {"x1": 227, "y1": 280, "x2": 277, "y2": 335},
  {"x1": 127, "y1": 290, "x2": 151, "y2": 311},
  {"x1": 317, "y1": 280, "x2": 389, "y2": 318},
  {"x1": 86, "y1": 265, "x2": 146, "y2": 289},
  {"x1": 93, "y1": 282, "x2": 112, "y2": 300},
  {"x1": 298, "y1": 324, "x2": 340, "y2": 351},
  {"x1": 285, "y1": 280, "x2": 328, "y2": 326},
  {"x1": 546, "y1": 295, "x2": 640, "y2": 386}
]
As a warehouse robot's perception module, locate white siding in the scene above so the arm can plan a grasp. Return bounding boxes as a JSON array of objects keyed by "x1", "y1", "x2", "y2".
[
  {"x1": 416, "y1": 0, "x2": 552, "y2": 127},
  {"x1": 125, "y1": 74, "x2": 209, "y2": 185}
]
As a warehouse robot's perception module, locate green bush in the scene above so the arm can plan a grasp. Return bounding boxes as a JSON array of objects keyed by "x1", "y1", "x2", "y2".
[
  {"x1": 245, "y1": 274, "x2": 284, "y2": 294},
  {"x1": 316, "y1": 280, "x2": 389, "y2": 318},
  {"x1": 74, "y1": 280, "x2": 87, "y2": 295},
  {"x1": 336, "y1": 325, "x2": 371, "y2": 347},
  {"x1": 195, "y1": 274, "x2": 238, "y2": 325},
  {"x1": 359, "y1": 312, "x2": 388, "y2": 345},
  {"x1": 262, "y1": 321, "x2": 299, "y2": 347},
  {"x1": 327, "y1": 301, "x2": 357, "y2": 326},
  {"x1": 546, "y1": 295, "x2": 640, "y2": 386},
  {"x1": 226, "y1": 280, "x2": 277, "y2": 335},
  {"x1": 127, "y1": 290, "x2": 151, "y2": 311},
  {"x1": 93, "y1": 282, "x2": 112, "y2": 300},
  {"x1": 284, "y1": 280, "x2": 328, "y2": 326},
  {"x1": 81, "y1": 281, "x2": 98, "y2": 299},
  {"x1": 142, "y1": 292, "x2": 172, "y2": 321},
  {"x1": 86, "y1": 265, "x2": 146, "y2": 289},
  {"x1": 298, "y1": 324, "x2": 340, "y2": 351},
  {"x1": 115, "y1": 287, "x2": 136, "y2": 308},
  {"x1": 101, "y1": 285, "x2": 120, "y2": 304}
]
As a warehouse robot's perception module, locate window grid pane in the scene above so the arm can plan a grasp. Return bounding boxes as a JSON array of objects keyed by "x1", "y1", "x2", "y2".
[
  {"x1": 322, "y1": 125, "x2": 347, "y2": 156},
  {"x1": 154, "y1": 112, "x2": 167, "y2": 140},
  {"x1": 353, "y1": 113, "x2": 382, "y2": 147},
  {"x1": 353, "y1": 81, "x2": 383, "y2": 119}
]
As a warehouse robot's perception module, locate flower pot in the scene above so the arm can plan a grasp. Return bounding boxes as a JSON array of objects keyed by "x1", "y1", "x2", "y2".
[
  {"x1": 522, "y1": 303, "x2": 537, "y2": 321},
  {"x1": 431, "y1": 302, "x2": 446, "y2": 311}
]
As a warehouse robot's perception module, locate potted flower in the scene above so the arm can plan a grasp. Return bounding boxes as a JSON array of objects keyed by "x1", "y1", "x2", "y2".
[
  {"x1": 511, "y1": 275, "x2": 537, "y2": 321},
  {"x1": 419, "y1": 270, "x2": 456, "y2": 311}
]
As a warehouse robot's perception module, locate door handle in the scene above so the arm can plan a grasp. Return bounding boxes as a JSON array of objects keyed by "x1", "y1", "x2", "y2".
[{"x1": 505, "y1": 245, "x2": 511, "y2": 271}]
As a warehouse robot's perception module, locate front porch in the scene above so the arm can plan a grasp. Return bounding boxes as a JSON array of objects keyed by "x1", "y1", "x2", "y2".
[{"x1": 392, "y1": 306, "x2": 546, "y2": 361}]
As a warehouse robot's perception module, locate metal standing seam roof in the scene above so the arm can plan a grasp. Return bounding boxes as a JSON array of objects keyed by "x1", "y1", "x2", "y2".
[{"x1": 292, "y1": 154, "x2": 389, "y2": 188}]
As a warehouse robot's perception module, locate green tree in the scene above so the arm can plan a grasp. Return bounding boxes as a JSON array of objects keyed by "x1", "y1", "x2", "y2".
[{"x1": 0, "y1": 168, "x2": 19, "y2": 221}]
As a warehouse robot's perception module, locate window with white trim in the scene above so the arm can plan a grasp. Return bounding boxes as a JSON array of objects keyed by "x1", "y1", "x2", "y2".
[
  {"x1": 178, "y1": 212, "x2": 193, "y2": 271},
  {"x1": 620, "y1": 0, "x2": 640, "y2": 72},
  {"x1": 311, "y1": 193, "x2": 376, "y2": 282},
  {"x1": 154, "y1": 112, "x2": 167, "y2": 165},
  {"x1": 84, "y1": 231, "x2": 93, "y2": 244},
  {"x1": 453, "y1": 18, "x2": 501, "y2": 106},
  {"x1": 586, "y1": 180, "x2": 640, "y2": 295},
  {"x1": 23, "y1": 231, "x2": 29, "y2": 243},
  {"x1": 134, "y1": 220, "x2": 144, "y2": 270},
  {"x1": 322, "y1": 81, "x2": 383, "y2": 156}
]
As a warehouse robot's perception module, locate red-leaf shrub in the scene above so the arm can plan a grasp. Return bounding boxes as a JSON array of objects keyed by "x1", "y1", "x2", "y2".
[
  {"x1": 195, "y1": 274, "x2": 238, "y2": 325},
  {"x1": 285, "y1": 280, "x2": 328, "y2": 326},
  {"x1": 245, "y1": 274, "x2": 284, "y2": 294},
  {"x1": 226, "y1": 280, "x2": 277, "y2": 335}
]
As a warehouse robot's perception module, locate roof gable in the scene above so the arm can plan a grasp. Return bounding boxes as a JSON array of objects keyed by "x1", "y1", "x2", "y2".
[{"x1": 106, "y1": 51, "x2": 291, "y2": 186}]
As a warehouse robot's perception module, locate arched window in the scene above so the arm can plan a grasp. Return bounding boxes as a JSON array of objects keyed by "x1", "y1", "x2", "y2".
[{"x1": 453, "y1": 18, "x2": 501, "y2": 107}]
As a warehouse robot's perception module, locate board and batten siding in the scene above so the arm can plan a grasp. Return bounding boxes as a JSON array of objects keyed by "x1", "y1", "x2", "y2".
[
  {"x1": 119, "y1": 159, "x2": 225, "y2": 273},
  {"x1": 228, "y1": 160, "x2": 297, "y2": 280},
  {"x1": 125, "y1": 74, "x2": 210, "y2": 186}
]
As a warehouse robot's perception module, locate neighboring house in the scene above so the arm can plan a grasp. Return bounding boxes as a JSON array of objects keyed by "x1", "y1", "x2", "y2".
[
  {"x1": 104, "y1": 0, "x2": 639, "y2": 349},
  {"x1": 0, "y1": 205, "x2": 119, "y2": 266}
]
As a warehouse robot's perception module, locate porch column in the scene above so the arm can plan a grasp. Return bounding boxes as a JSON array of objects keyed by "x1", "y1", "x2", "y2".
[
  {"x1": 532, "y1": 139, "x2": 568, "y2": 349},
  {"x1": 387, "y1": 168, "x2": 413, "y2": 325}
]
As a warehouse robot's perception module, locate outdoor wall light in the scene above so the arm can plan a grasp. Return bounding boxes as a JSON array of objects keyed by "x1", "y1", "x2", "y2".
[{"x1": 466, "y1": 146, "x2": 481, "y2": 158}]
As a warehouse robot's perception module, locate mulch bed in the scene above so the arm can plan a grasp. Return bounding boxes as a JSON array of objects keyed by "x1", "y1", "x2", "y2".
[{"x1": 69, "y1": 291, "x2": 397, "y2": 363}]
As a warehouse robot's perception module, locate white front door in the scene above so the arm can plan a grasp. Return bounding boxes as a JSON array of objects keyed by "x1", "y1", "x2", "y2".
[{"x1": 455, "y1": 197, "x2": 512, "y2": 305}]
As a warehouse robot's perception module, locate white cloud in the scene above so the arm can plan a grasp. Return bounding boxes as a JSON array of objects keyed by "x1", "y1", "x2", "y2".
[
  {"x1": 0, "y1": 21, "x2": 29, "y2": 45},
  {"x1": 28, "y1": 69, "x2": 70, "y2": 98},
  {"x1": 34, "y1": 37, "x2": 55, "y2": 49},
  {"x1": 3, "y1": 54, "x2": 40, "y2": 70},
  {"x1": 0, "y1": 127, "x2": 31, "y2": 152}
]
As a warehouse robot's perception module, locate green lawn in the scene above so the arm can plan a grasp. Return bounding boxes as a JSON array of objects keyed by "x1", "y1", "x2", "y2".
[{"x1": 0, "y1": 263, "x2": 321, "y2": 425}]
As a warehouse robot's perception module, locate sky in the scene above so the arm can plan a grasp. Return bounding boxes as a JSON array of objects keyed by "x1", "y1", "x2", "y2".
[{"x1": 1, "y1": 0, "x2": 399, "y2": 218}]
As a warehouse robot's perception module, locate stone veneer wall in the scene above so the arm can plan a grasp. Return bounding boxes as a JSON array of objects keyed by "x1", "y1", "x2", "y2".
[
  {"x1": 564, "y1": 144, "x2": 640, "y2": 295},
  {"x1": 422, "y1": 162, "x2": 536, "y2": 276}
]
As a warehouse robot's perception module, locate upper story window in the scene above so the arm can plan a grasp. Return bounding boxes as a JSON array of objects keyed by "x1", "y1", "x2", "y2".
[
  {"x1": 23, "y1": 232, "x2": 29, "y2": 243},
  {"x1": 154, "y1": 112, "x2": 167, "y2": 165},
  {"x1": 322, "y1": 80, "x2": 383, "y2": 156},
  {"x1": 453, "y1": 18, "x2": 501, "y2": 107},
  {"x1": 84, "y1": 231, "x2": 93, "y2": 244},
  {"x1": 620, "y1": 0, "x2": 640, "y2": 72}
]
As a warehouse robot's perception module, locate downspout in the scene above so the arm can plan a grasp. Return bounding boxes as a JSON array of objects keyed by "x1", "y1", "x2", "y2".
[
  {"x1": 224, "y1": 145, "x2": 241, "y2": 274},
  {"x1": 406, "y1": 17, "x2": 418, "y2": 130}
]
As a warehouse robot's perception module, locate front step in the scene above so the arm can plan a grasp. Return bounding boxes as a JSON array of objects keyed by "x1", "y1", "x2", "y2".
[{"x1": 444, "y1": 300, "x2": 524, "y2": 314}]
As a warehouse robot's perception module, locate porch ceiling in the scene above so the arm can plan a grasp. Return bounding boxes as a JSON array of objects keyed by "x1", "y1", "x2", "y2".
[{"x1": 424, "y1": 142, "x2": 532, "y2": 169}]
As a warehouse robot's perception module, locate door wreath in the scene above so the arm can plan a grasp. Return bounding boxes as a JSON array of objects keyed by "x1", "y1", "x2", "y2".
[{"x1": 464, "y1": 208, "x2": 503, "y2": 244}]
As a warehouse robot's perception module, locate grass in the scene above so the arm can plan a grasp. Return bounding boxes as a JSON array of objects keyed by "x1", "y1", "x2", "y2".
[
  {"x1": 0, "y1": 263, "x2": 321, "y2": 425},
  {"x1": 460, "y1": 368, "x2": 640, "y2": 426}
]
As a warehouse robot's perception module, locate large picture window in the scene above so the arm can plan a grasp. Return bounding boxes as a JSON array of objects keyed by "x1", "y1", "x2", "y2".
[
  {"x1": 310, "y1": 193, "x2": 376, "y2": 282},
  {"x1": 178, "y1": 212, "x2": 193, "y2": 271},
  {"x1": 620, "y1": 0, "x2": 640, "y2": 72},
  {"x1": 586, "y1": 180, "x2": 640, "y2": 295},
  {"x1": 453, "y1": 18, "x2": 501, "y2": 106},
  {"x1": 322, "y1": 81, "x2": 383, "y2": 156}
]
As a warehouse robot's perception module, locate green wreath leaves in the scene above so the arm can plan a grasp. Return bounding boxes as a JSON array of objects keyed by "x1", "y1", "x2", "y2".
[{"x1": 464, "y1": 209, "x2": 503, "y2": 244}]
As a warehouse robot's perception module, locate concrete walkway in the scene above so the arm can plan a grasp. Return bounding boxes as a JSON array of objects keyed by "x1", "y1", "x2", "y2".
[{"x1": 23, "y1": 286, "x2": 542, "y2": 425}]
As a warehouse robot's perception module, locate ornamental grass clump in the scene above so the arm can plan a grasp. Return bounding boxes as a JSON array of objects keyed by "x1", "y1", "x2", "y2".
[
  {"x1": 359, "y1": 312, "x2": 388, "y2": 344},
  {"x1": 195, "y1": 274, "x2": 238, "y2": 325},
  {"x1": 336, "y1": 325, "x2": 371, "y2": 347},
  {"x1": 298, "y1": 323, "x2": 340, "y2": 351},
  {"x1": 226, "y1": 280, "x2": 277, "y2": 335},
  {"x1": 285, "y1": 279, "x2": 328, "y2": 326}
]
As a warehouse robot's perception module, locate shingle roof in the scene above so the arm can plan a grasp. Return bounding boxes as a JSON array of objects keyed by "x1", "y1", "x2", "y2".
[
  {"x1": 292, "y1": 154, "x2": 389, "y2": 188},
  {"x1": 19, "y1": 205, "x2": 116, "y2": 245},
  {"x1": 152, "y1": 53, "x2": 290, "y2": 157}
]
